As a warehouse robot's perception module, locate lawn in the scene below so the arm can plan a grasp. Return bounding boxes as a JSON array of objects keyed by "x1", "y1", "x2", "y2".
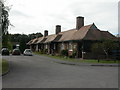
[
  {"x1": 35, "y1": 52, "x2": 120, "y2": 64},
  {"x1": 0, "y1": 59, "x2": 9, "y2": 75}
]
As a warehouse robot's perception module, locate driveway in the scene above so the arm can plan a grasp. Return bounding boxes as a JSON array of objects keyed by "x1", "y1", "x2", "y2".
[{"x1": 2, "y1": 55, "x2": 118, "y2": 88}]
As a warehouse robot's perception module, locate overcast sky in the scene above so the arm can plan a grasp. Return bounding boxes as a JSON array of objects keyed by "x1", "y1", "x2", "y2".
[{"x1": 6, "y1": 0, "x2": 119, "y2": 35}]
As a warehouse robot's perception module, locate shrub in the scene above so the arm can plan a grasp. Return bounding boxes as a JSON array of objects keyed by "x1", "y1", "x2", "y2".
[
  {"x1": 38, "y1": 49, "x2": 48, "y2": 54},
  {"x1": 61, "y1": 49, "x2": 68, "y2": 56},
  {"x1": 91, "y1": 40, "x2": 119, "y2": 59},
  {"x1": 69, "y1": 51, "x2": 77, "y2": 58},
  {"x1": 44, "y1": 49, "x2": 48, "y2": 54},
  {"x1": 72, "y1": 51, "x2": 77, "y2": 58},
  {"x1": 39, "y1": 50, "x2": 44, "y2": 54}
]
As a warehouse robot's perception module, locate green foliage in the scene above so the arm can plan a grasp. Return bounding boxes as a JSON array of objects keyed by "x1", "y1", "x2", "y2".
[
  {"x1": 35, "y1": 53, "x2": 120, "y2": 64},
  {"x1": 39, "y1": 51, "x2": 44, "y2": 54},
  {"x1": 0, "y1": 43, "x2": 2, "y2": 49},
  {"x1": 44, "y1": 49, "x2": 48, "y2": 54},
  {"x1": 102, "y1": 40, "x2": 119, "y2": 54},
  {"x1": 2, "y1": 31, "x2": 12, "y2": 50},
  {"x1": 19, "y1": 34, "x2": 30, "y2": 53},
  {"x1": 61, "y1": 49, "x2": 68, "y2": 56},
  {"x1": 1, "y1": 59, "x2": 9, "y2": 74},
  {"x1": 72, "y1": 51, "x2": 77, "y2": 58},
  {"x1": 28, "y1": 33, "x2": 43, "y2": 39},
  {"x1": 7, "y1": 41, "x2": 12, "y2": 50},
  {"x1": 1, "y1": 2, "x2": 10, "y2": 36},
  {"x1": 69, "y1": 51, "x2": 77, "y2": 58},
  {"x1": 91, "y1": 40, "x2": 119, "y2": 59},
  {"x1": 37, "y1": 49, "x2": 48, "y2": 54},
  {"x1": 91, "y1": 42, "x2": 103, "y2": 55}
]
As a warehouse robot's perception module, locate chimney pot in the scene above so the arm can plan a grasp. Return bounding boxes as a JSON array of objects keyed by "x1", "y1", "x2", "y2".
[
  {"x1": 44, "y1": 30, "x2": 48, "y2": 37},
  {"x1": 76, "y1": 16, "x2": 84, "y2": 30},
  {"x1": 56, "y1": 25, "x2": 61, "y2": 34}
]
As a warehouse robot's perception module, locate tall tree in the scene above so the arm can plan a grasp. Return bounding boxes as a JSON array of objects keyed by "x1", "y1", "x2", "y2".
[
  {"x1": 28, "y1": 33, "x2": 43, "y2": 39},
  {"x1": 1, "y1": 1, "x2": 9, "y2": 35},
  {"x1": 0, "y1": 0, "x2": 11, "y2": 49},
  {"x1": 91, "y1": 40, "x2": 119, "y2": 59}
]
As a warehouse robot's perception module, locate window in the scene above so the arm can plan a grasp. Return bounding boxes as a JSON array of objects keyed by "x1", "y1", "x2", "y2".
[
  {"x1": 69, "y1": 42, "x2": 72, "y2": 51},
  {"x1": 45, "y1": 44, "x2": 48, "y2": 49},
  {"x1": 61, "y1": 43, "x2": 64, "y2": 50},
  {"x1": 54, "y1": 44, "x2": 56, "y2": 49},
  {"x1": 73, "y1": 45, "x2": 76, "y2": 49}
]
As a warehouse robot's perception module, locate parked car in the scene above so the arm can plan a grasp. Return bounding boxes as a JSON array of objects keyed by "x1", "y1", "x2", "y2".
[
  {"x1": 1, "y1": 48, "x2": 9, "y2": 55},
  {"x1": 23, "y1": 49, "x2": 33, "y2": 56},
  {"x1": 12, "y1": 49, "x2": 21, "y2": 55}
]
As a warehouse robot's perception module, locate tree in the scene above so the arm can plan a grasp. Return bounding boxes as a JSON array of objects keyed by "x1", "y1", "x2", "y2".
[
  {"x1": 91, "y1": 40, "x2": 119, "y2": 60},
  {"x1": 10, "y1": 34, "x2": 30, "y2": 53},
  {"x1": 91, "y1": 42, "x2": 103, "y2": 60},
  {"x1": 1, "y1": 1, "x2": 10, "y2": 35},
  {"x1": 19, "y1": 34, "x2": 30, "y2": 53},
  {"x1": 101, "y1": 40, "x2": 119, "y2": 59},
  {"x1": 28, "y1": 33, "x2": 43, "y2": 39},
  {"x1": 0, "y1": 0, "x2": 12, "y2": 50},
  {"x1": 2, "y1": 31, "x2": 12, "y2": 50}
]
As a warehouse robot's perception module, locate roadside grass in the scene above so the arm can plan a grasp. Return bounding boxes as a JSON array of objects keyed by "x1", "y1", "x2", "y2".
[
  {"x1": 0, "y1": 59, "x2": 9, "y2": 75},
  {"x1": 34, "y1": 52, "x2": 120, "y2": 64}
]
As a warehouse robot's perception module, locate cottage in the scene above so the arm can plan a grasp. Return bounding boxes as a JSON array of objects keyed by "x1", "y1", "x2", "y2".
[{"x1": 27, "y1": 16, "x2": 117, "y2": 59}]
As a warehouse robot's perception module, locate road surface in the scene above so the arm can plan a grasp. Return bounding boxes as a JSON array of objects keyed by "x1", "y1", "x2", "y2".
[{"x1": 2, "y1": 55, "x2": 118, "y2": 88}]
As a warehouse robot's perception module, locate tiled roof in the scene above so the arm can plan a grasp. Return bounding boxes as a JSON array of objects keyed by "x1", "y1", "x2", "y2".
[
  {"x1": 58, "y1": 29, "x2": 77, "y2": 42},
  {"x1": 36, "y1": 37, "x2": 45, "y2": 44},
  {"x1": 41, "y1": 38, "x2": 47, "y2": 43},
  {"x1": 72, "y1": 24, "x2": 93, "y2": 40},
  {"x1": 27, "y1": 23, "x2": 117, "y2": 44},
  {"x1": 100, "y1": 31, "x2": 117, "y2": 40},
  {"x1": 44, "y1": 34, "x2": 57, "y2": 43},
  {"x1": 30, "y1": 38, "x2": 38, "y2": 45},
  {"x1": 26, "y1": 39, "x2": 33, "y2": 45},
  {"x1": 53, "y1": 34, "x2": 62, "y2": 42}
]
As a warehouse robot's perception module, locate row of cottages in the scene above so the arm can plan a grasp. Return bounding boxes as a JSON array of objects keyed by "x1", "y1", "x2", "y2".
[{"x1": 27, "y1": 16, "x2": 117, "y2": 59}]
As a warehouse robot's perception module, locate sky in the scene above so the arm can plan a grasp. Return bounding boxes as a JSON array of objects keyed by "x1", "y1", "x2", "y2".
[{"x1": 5, "y1": 0, "x2": 119, "y2": 35}]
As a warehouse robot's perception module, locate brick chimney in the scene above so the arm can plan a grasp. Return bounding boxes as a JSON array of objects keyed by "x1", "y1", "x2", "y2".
[
  {"x1": 56, "y1": 25, "x2": 61, "y2": 34},
  {"x1": 76, "y1": 16, "x2": 84, "y2": 30},
  {"x1": 44, "y1": 30, "x2": 48, "y2": 37}
]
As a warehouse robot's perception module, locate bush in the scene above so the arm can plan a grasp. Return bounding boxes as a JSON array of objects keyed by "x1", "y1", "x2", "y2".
[
  {"x1": 91, "y1": 40, "x2": 119, "y2": 59},
  {"x1": 72, "y1": 52, "x2": 77, "y2": 58},
  {"x1": 91, "y1": 43, "x2": 103, "y2": 55},
  {"x1": 44, "y1": 49, "x2": 48, "y2": 54},
  {"x1": 39, "y1": 50, "x2": 44, "y2": 54},
  {"x1": 61, "y1": 49, "x2": 68, "y2": 56},
  {"x1": 69, "y1": 51, "x2": 77, "y2": 58},
  {"x1": 35, "y1": 49, "x2": 48, "y2": 54}
]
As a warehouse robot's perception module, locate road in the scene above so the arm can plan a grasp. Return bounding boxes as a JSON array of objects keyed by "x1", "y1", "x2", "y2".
[{"x1": 2, "y1": 55, "x2": 118, "y2": 88}]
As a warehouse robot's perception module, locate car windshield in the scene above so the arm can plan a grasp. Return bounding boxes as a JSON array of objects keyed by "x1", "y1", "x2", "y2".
[
  {"x1": 14, "y1": 49, "x2": 19, "y2": 51},
  {"x1": 26, "y1": 50, "x2": 32, "y2": 53},
  {"x1": 2, "y1": 48, "x2": 8, "y2": 50},
  {"x1": 13, "y1": 49, "x2": 20, "y2": 52}
]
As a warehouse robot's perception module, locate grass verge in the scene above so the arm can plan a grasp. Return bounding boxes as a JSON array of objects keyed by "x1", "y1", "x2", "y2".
[
  {"x1": 0, "y1": 59, "x2": 9, "y2": 75},
  {"x1": 34, "y1": 52, "x2": 120, "y2": 64}
]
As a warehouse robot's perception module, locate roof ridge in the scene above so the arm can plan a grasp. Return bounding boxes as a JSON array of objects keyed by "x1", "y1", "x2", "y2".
[
  {"x1": 78, "y1": 24, "x2": 93, "y2": 40},
  {"x1": 59, "y1": 28, "x2": 76, "y2": 33}
]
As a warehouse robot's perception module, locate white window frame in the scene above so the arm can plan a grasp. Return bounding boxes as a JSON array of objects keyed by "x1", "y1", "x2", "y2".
[
  {"x1": 45, "y1": 44, "x2": 48, "y2": 49},
  {"x1": 69, "y1": 42, "x2": 72, "y2": 51},
  {"x1": 61, "y1": 43, "x2": 64, "y2": 50},
  {"x1": 54, "y1": 44, "x2": 56, "y2": 50}
]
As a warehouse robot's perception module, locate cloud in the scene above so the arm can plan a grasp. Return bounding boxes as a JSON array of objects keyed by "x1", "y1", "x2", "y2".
[
  {"x1": 10, "y1": 10, "x2": 32, "y2": 18},
  {"x1": 68, "y1": 2, "x2": 118, "y2": 34},
  {"x1": 7, "y1": 0, "x2": 119, "y2": 35}
]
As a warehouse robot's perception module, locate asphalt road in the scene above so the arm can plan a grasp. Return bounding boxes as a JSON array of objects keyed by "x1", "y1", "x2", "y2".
[{"x1": 2, "y1": 55, "x2": 118, "y2": 88}]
